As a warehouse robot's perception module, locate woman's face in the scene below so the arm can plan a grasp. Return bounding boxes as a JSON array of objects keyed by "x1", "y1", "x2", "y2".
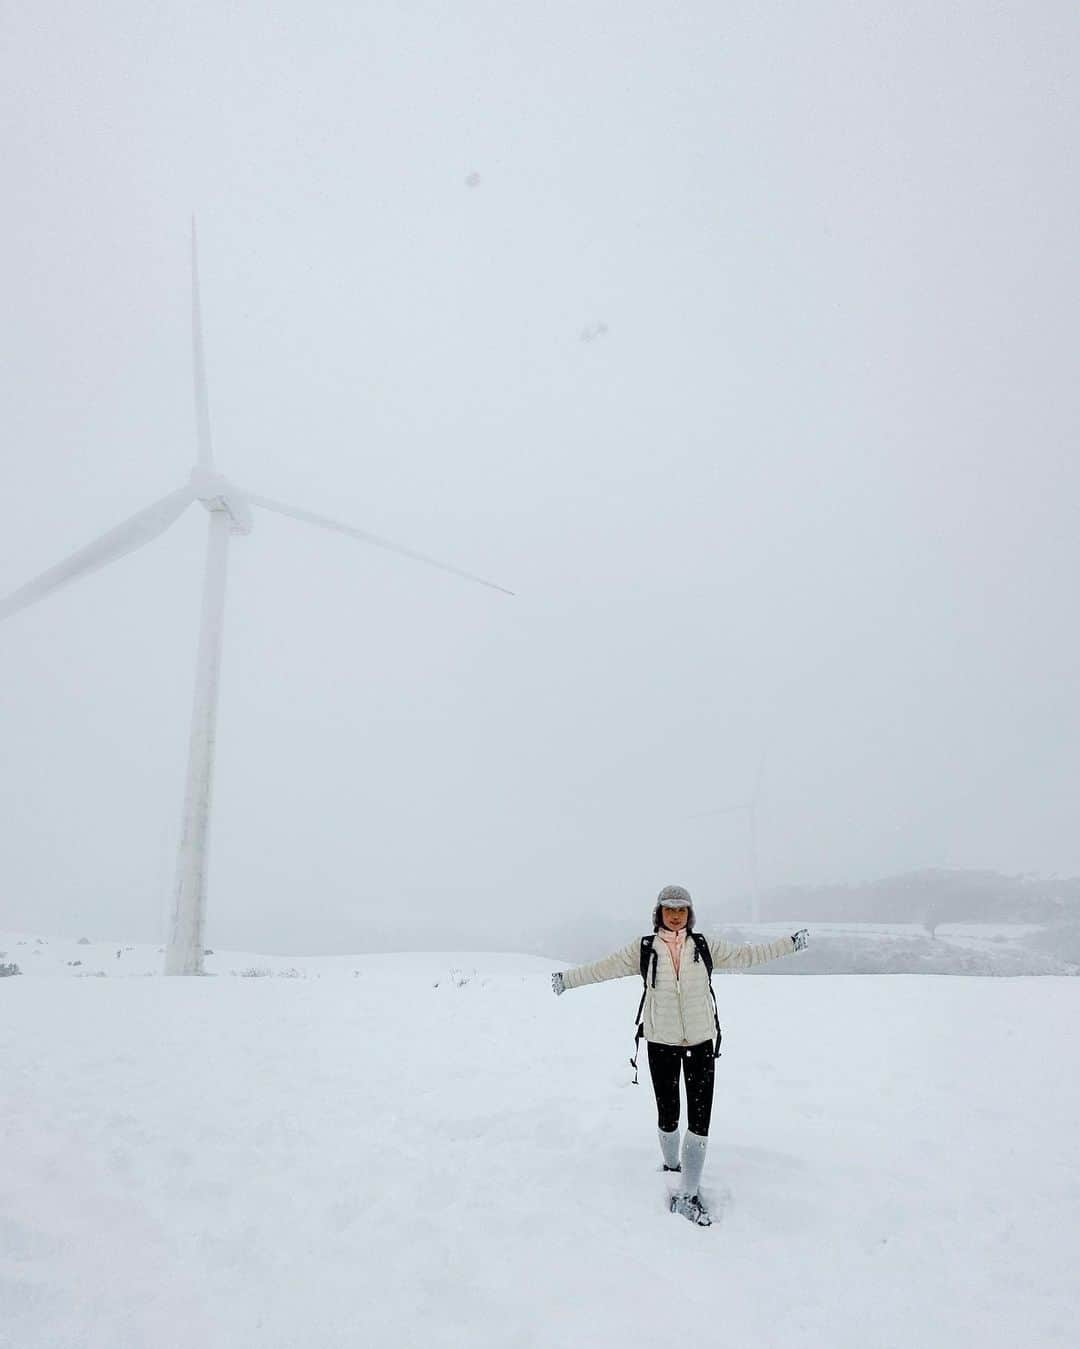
[{"x1": 661, "y1": 905, "x2": 689, "y2": 931}]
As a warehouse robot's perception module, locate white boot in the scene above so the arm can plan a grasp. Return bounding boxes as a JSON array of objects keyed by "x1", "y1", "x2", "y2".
[
  {"x1": 679, "y1": 1130, "x2": 708, "y2": 1196},
  {"x1": 658, "y1": 1128, "x2": 681, "y2": 1171},
  {"x1": 670, "y1": 1132, "x2": 711, "y2": 1225}
]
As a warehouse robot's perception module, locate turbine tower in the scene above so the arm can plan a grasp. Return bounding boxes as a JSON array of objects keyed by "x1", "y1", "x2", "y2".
[
  {"x1": 0, "y1": 223, "x2": 512, "y2": 974},
  {"x1": 688, "y1": 752, "x2": 766, "y2": 924}
]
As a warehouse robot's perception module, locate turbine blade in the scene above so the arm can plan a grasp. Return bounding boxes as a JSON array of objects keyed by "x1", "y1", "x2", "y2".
[
  {"x1": 191, "y1": 218, "x2": 214, "y2": 469},
  {"x1": 247, "y1": 493, "x2": 515, "y2": 596},
  {"x1": 0, "y1": 486, "x2": 196, "y2": 622},
  {"x1": 686, "y1": 803, "x2": 750, "y2": 820}
]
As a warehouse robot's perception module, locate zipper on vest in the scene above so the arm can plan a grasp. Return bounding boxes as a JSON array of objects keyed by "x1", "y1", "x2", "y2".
[{"x1": 674, "y1": 974, "x2": 688, "y2": 1041}]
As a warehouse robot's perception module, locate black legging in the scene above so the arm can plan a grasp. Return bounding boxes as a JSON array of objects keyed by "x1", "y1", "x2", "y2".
[{"x1": 647, "y1": 1040, "x2": 715, "y2": 1137}]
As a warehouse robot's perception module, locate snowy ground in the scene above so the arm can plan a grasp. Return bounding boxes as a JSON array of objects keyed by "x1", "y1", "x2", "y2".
[{"x1": 3, "y1": 935, "x2": 1078, "y2": 1348}]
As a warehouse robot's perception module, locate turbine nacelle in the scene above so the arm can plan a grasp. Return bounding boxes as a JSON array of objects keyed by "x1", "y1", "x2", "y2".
[{"x1": 188, "y1": 467, "x2": 253, "y2": 535}]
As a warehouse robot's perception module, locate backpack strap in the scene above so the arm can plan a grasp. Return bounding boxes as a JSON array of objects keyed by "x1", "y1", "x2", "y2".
[
  {"x1": 690, "y1": 932, "x2": 723, "y2": 1058},
  {"x1": 629, "y1": 936, "x2": 657, "y2": 1084}
]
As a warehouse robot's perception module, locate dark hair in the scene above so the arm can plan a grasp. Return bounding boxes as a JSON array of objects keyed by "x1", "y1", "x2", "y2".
[{"x1": 652, "y1": 902, "x2": 696, "y2": 933}]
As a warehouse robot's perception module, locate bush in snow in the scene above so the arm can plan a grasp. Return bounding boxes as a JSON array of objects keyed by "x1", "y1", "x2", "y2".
[
  {"x1": 434, "y1": 968, "x2": 478, "y2": 989},
  {"x1": 238, "y1": 967, "x2": 274, "y2": 977},
  {"x1": 77, "y1": 937, "x2": 91, "y2": 945},
  {"x1": 0, "y1": 962, "x2": 21, "y2": 977}
]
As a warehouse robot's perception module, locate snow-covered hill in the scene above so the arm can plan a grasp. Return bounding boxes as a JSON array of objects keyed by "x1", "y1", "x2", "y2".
[
  {"x1": 0, "y1": 930, "x2": 554, "y2": 981},
  {"x1": 4, "y1": 921, "x2": 1077, "y2": 980},
  {"x1": 2, "y1": 938, "x2": 1078, "y2": 1348}
]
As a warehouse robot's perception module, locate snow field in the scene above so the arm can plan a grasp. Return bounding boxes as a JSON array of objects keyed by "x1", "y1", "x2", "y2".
[{"x1": 2, "y1": 954, "x2": 1078, "y2": 1348}]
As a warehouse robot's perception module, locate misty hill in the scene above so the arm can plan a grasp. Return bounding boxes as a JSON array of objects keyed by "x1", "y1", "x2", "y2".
[
  {"x1": 760, "y1": 868, "x2": 1080, "y2": 928},
  {"x1": 527, "y1": 869, "x2": 1080, "y2": 969}
]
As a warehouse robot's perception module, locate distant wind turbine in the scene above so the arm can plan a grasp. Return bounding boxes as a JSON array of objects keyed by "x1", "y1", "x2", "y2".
[
  {"x1": 687, "y1": 752, "x2": 767, "y2": 923},
  {"x1": 0, "y1": 222, "x2": 513, "y2": 975}
]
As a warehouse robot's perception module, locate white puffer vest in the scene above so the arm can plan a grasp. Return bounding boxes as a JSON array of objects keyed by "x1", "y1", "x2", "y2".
[{"x1": 562, "y1": 932, "x2": 796, "y2": 1047}]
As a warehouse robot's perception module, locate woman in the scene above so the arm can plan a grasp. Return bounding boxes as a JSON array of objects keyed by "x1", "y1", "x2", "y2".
[{"x1": 552, "y1": 884, "x2": 808, "y2": 1226}]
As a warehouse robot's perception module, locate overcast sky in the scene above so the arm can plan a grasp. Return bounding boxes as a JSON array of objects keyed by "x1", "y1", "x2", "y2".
[{"x1": 2, "y1": 1, "x2": 1078, "y2": 952}]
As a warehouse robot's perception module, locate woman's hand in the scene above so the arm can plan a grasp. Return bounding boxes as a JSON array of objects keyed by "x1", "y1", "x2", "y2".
[
  {"x1": 792, "y1": 929, "x2": 809, "y2": 952},
  {"x1": 551, "y1": 971, "x2": 566, "y2": 996}
]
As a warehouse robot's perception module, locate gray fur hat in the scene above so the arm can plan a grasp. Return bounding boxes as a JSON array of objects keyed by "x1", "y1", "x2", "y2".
[{"x1": 653, "y1": 884, "x2": 695, "y2": 932}]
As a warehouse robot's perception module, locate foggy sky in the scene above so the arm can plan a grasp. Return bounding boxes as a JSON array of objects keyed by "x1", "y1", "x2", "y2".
[{"x1": 3, "y1": 1, "x2": 1078, "y2": 953}]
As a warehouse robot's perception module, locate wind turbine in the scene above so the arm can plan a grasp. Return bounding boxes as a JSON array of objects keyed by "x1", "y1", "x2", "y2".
[
  {"x1": 687, "y1": 752, "x2": 766, "y2": 924},
  {"x1": 0, "y1": 223, "x2": 513, "y2": 975}
]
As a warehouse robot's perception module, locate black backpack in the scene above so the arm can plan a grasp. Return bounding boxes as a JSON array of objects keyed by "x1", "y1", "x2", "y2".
[{"x1": 630, "y1": 932, "x2": 722, "y2": 1084}]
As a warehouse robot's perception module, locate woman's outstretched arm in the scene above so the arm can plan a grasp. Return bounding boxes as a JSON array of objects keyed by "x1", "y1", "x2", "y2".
[
  {"x1": 707, "y1": 929, "x2": 809, "y2": 970},
  {"x1": 554, "y1": 941, "x2": 641, "y2": 994}
]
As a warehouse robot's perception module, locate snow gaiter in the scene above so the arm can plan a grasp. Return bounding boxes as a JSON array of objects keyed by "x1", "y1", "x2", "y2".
[
  {"x1": 658, "y1": 1128, "x2": 681, "y2": 1170},
  {"x1": 679, "y1": 1131, "x2": 708, "y2": 1197}
]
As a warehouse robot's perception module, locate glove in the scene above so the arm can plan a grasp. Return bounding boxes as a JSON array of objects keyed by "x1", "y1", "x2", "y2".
[
  {"x1": 792, "y1": 929, "x2": 809, "y2": 952},
  {"x1": 551, "y1": 971, "x2": 566, "y2": 996}
]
